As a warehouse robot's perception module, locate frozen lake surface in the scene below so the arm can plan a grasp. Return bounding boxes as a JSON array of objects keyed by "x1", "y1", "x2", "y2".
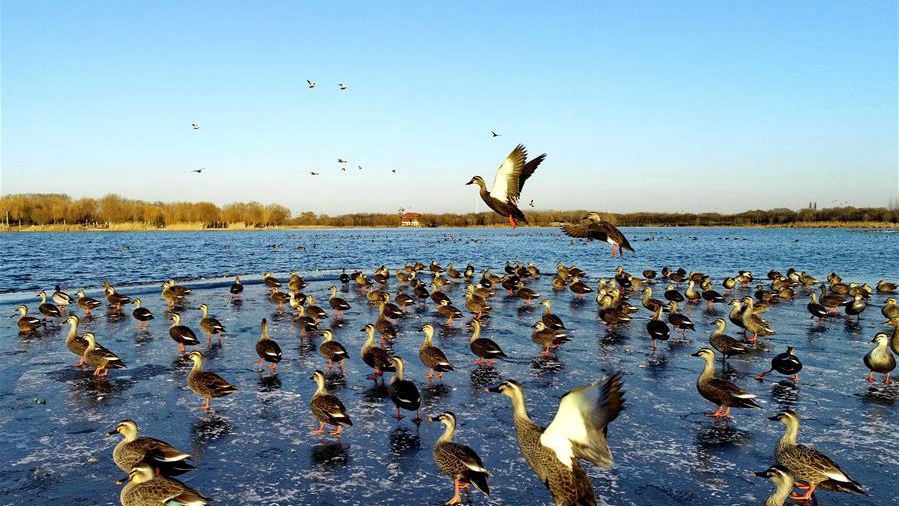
[{"x1": 0, "y1": 227, "x2": 897, "y2": 505}]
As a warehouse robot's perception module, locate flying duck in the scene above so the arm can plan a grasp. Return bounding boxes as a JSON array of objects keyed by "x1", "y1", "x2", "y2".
[
  {"x1": 466, "y1": 144, "x2": 546, "y2": 227},
  {"x1": 484, "y1": 373, "x2": 624, "y2": 506},
  {"x1": 561, "y1": 213, "x2": 635, "y2": 257}
]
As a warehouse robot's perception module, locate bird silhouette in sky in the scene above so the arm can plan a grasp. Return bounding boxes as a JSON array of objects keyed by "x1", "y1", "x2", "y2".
[
  {"x1": 339, "y1": 83, "x2": 348, "y2": 90},
  {"x1": 491, "y1": 130, "x2": 500, "y2": 137},
  {"x1": 358, "y1": 165, "x2": 362, "y2": 171},
  {"x1": 307, "y1": 80, "x2": 316, "y2": 89},
  {"x1": 192, "y1": 123, "x2": 200, "y2": 130},
  {"x1": 338, "y1": 159, "x2": 347, "y2": 164},
  {"x1": 341, "y1": 167, "x2": 346, "y2": 171},
  {"x1": 191, "y1": 168, "x2": 205, "y2": 173},
  {"x1": 310, "y1": 171, "x2": 319, "y2": 176},
  {"x1": 392, "y1": 169, "x2": 397, "y2": 173},
  {"x1": 529, "y1": 199, "x2": 534, "y2": 207}
]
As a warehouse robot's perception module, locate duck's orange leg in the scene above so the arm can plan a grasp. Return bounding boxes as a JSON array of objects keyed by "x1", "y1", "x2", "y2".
[
  {"x1": 789, "y1": 483, "x2": 816, "y2": 500},
  {"x1": 329, "y1": 425, "x2": 343, "y2": 436},
  {"x1": 311, "y1": 422, "x2": 325, "y2": 435}
]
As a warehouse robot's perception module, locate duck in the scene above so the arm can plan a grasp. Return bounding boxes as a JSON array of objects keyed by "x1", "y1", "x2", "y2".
[
  {"x1": 305, "y1": 296, "x2": 329, "y2": 321},
  {"x1": 690, "y1": 348, "x2": 759, "y2": 418},
  {"x1": 756, "y1": 347, "x2": 803, "y2": 382},
  {"x1": 254, "y1": 318, "x2": 282, "y2": 372},
  {"x1": 430, "y1": 285, "x2": 452, "y2": 306},
  {"x1": 642, "y1": 287, "x2": 668, "y2": 313},
  {"x1": 161, "y1": 281, "x2": 183, "y2": 309},
  {"x1": 263, "y1": 271, "x2": 281, "y2": 288},
  {"x1": 646, "y1": 306, "x2": 670, "y2": 350},
  {"x1": 465, "y1": 288, "x2": 492, "y2": 320},
  {"x1": 327, "y1": 286, "x2": 351, "y2": 317},
  {"x1": 551, "y1": 275, "x2": 568, "y2": 290},
  {"x1": 319, "y1": 330, "x2": 349, "y2": 372},
  {"x1": 597, "y1": 294, "x2": 632, "y2": 332},
  {"x1": 741, "y1": 297, "x2": 775, "y2": 342},
  {"x1": 722, "y1": 276, "x2": 737, "y2": 292},
  {"x1": 338, "y1": 269, "x2": 351, "y2": 284},
  {"x1": 186, "y1": 351, "x2": 237, "y2": 410},
  {"x1": 878, "y1": 296, "x2": 899, "y2": 320},
  {"x1": 102, "y1": 281, "x2": 132, "y2": 310},
  {"x1": 876, "y1": 280, "x2": 896, "y2": 293},
  {"x1": 380, "y1": 294, "x2": 404, "y2": 320},
  {"x1": 64, "y1": 315, "x2": 88, "y2": 366},
  {"x1": 806, "y1": 293, "x2": 829, "y2": 322},
  {"x1": 469, "y1": 320, "x2": 507, "y2": 366},
  {"x1": 667, "y1": 302, "x2": 695, "y2": 336},
  {"x1": 643, "y1": 269, "x2": 657, "y2": 281},
  {"x1": 198, "y1": 304, "x2": 225, "y2": 340},
  {"x1": 701, "y1": 288, "x2": 725, "y2": 308},
  {"x1": 75, "y1": 289, "x2": 102, "y2": 316},
  {"x1": 561, "y1": 213, "x2": 634, "y2": 257},
  {"x1": 309, "y1": 370, "x2": 353, "y2": 436},
  {"x1": 355, "y1": 272, "x2": 373, "y2": 293},
  {"x1": 844, "y1": 294, "x2": 866, "y2": 321},
  {"x1": 388, "y1": 356, "x2": 421, "y2": 421},
  {"x1": 167, "y1": 280, "x2": 192, "y2": 298},
  {"x1": 436, "y1": 299, "x2": 464, "y2": 326},
  {"x1": 484, "y1": 373, "x2": 624, "y2": 506},
  {"x1": 885, "y1": 318, "x2": 899, "y2": 355},
  {"x1": 131, "y1": 298, "x2": 154, "y2": 330},
  {"x1": 229, "y1": 276, "x2": 243, "y2": 298},
  {"x1": 863, "y1": 332, "x2": 895, "y2": 383},
  {"x1": 466, "y1": 144, "x2": 546, "y2": 227},
  {"x1": 568, "y1": 276, "x2": 593, "y2": 299},
  {"x1": 532, "y1": 321, "x2": 570, "y2": 355},
  {"x1": 168, "y1": 314, "x2": 199, "y2": 353},
  {"x1": 12, "y1": 305, "x2": 43, "y2": 334},
  {"x1": 752, "y1": 465, "x2": 795, "y2": 506},
  {"x1": 708, "y1": 318, "x2": 747, "y2": 360},
  {"x1": 36, "y1": 291, "x2": 63, "y2": 320},
  {"x1": 360, "y1": 324, "x2": 395, "y2": 382},
  {"x1": 446, "y1": 264, "x2": 463, "y2": 281},
  {"x1": 374, "y1": 303, "x2": 397, "y2": 341},
  {"x1": 430, "y1": 411, "x2": 491, "y2": 505},
  {"x1": 295, "y1": 305, "x2": 320, "y2": 337},
  {"x1": 108, "y1": 419, "x2": 193, "y2": 479},
  {"x1": 269, "y1": 287, "x2": 289, "y2": 311},
  {"x1": 82, "y1": 333, "x2": 126, "y2": 377},
  {"x1": 818, "y1": 285, "x2": 847, "y2": 314},
  {"x1": 728, "y1": 299, "x2": 746, "y2": 331},
  {"x1": 540, "y1": 299, "x2": 565, "y2": 330},
  {"x1": 419, "y1": 324, "x2": 454, "y2": 383},
  {"x1": 120, "y1": 463, "x2": 210, "y2": 506},
  {"x1": 51, "y1": 285, "x2": 72, "y2": 307},
  {"x1": 663, "y1": 285, "x2": 684, "y2": 303},
  {"x1": 684, "y1": 281, "x2": 701, "y2": 304},
  {"x1": 769, "y1": 410, "x2": 866, "y2": 500}
]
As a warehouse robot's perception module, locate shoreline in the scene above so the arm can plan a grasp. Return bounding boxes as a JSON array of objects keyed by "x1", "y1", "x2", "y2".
[{"x1": 1, "y1": 221, "x2": 896, "y2": 232}]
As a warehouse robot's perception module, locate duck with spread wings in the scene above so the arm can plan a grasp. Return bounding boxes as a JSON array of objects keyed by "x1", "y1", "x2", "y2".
[
  {"x1": 562, "y1": 213, "x2": 635, "y2": 258},
  {"x1": 466, "y1": 144, "x2": 546, "y2": 228}
]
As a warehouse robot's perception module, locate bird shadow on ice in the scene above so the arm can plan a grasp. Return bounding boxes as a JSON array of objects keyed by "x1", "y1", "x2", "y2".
[{"x1": 310, "y1": 440, "x2": 350, "y2": 467}]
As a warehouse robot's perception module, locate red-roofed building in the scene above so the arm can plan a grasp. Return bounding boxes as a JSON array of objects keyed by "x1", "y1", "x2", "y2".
[{"x1": 401, "y1": 212, "x2": 422, "y2": 227}]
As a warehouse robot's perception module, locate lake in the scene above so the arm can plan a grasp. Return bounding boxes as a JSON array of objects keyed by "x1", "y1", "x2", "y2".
[{"x1": 0, "y1": 227, "x2": 897, "y2": 506}]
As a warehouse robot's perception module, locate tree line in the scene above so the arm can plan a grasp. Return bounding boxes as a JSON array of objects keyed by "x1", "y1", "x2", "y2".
[{"x1": 1, "y1": 193, "x2": 896, "y2": 228}]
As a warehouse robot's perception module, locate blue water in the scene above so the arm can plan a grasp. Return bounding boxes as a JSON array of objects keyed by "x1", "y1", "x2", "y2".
[{"x1": 0, "y1": 228, "x2": 896, "y2": 506}]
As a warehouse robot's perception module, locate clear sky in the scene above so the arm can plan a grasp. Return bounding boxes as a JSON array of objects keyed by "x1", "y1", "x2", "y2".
[{"x1": 2, "y1": 0, "x2": 896, "y2": 215}]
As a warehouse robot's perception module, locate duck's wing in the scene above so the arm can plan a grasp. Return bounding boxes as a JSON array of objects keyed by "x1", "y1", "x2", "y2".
[
  {"x1": 445, "y1": 441, "x2": 490, "y2": 474},
  {"x1": 561, "y1": 222, "x2": 609, "y2": 242},
  {"x1": 792, "y1": 444, "x2": 862, "y2": 486},
  {"x1": 517, "y1": 153, "x2": 546, "y2": 196},
  {"x1": 540, "y1": 371, "x2": 624, "y2": 470},
  {"x1": 489, "y1": 144, "x2": 527, "y2": 204}
]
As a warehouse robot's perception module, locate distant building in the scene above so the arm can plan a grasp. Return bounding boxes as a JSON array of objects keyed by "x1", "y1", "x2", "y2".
[{"x1": 400, "y1": 212, "x2": 422, "y2": 227}]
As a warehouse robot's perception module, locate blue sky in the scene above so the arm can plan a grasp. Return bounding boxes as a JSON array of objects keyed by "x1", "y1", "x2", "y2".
[{"x1": 2, "y1": 1, "x2": 896, "y2": 214}]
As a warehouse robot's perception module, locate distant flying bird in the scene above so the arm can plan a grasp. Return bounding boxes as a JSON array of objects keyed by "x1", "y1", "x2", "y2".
[
  {"x1": 491, "y1": 131, "x2": 500, "y2": 137},
  {"x1": 192, "y1": 123, "x2": 200, "y2": 130},
  {"x1": 339, "y1": 83, "x2": 348, "y2": 91},
  {"x1": 528, "y1": 199, "x2": 534, "y2": 208},
  {"x1": 562, "y1": 213, "x2": 635, "y2": 258},
  {"x1": 341, "y1": 167, "x2": 346, "y2": 172},
  {"x1": 392, "y1": 169, "x2": 397, "y2": 173},
  {"x1": 310, "y1": 171, "x2": 320, "y2": 176},
  {"x1": 307, "y1": 80, "x2": 316, "y2": 89},
  {"x1": 357, "y1": 165, "x2": 362, "y2": 171},
  {"x1": 466, "y1": 144, "x2": 546, "y2": 228},
  {"x1": 191, "y1": 168, "x2": 205, "y2": 174},
  {"x1": 338, "y1": 159, "x2": 347, "y2": 164}
]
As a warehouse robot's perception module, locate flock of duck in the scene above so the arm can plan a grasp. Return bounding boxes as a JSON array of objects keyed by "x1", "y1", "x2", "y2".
[{"x1": 10, "y1": 259, "x2": 897, "y2": 506}]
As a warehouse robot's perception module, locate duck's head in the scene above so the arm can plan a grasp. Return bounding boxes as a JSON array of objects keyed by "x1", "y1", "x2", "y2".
[
  {"x1": 309, "y1": 370, "x2": 326, "y2": 383},
  {"x1": 870, "y1": 332, "x2": 889, "y2": 345},
  {"x1": 126, "y1": 463, "x2": 155, "y2": 484},
  {"x1": 429, "y1": 411, "x2": 457, "y2": 428},
  {"x1": 107, "y1": 419, "x2": 138, "y2": 437},
  {"x1": 690, "y1": 347, "x2": 715, "y2": 361},
  {"x1": 171, "y1": 313, "x2": 181, "y2": 324},
  {"x1": 767, "y1": 409, "x2": 799, "y2": 426},
  {"x1": 12, "y1": 305, "x2": 27, "y2": 317},
  {"x1": 752, "y1": 465, "x2": 792, "y2": 483},
  {"x1": 82, "y1": 332, "x2": 96, "y2": 345},
  {"x1": 186, "y1": 350, "x2": 203, "y2": 363},
  {"x1": 712, "y1": 318, "x2": 726, "y2": 327},
  {"x1": 198, "y1": 303, "x2": 208, "y2": 312},
  {"x1": 484, "y1": 379, "x2": 524, "y2": 400},
  {"x1": 465, "y1": 176, "x2": 485, "y2": 187},
  {"x1": 66, "y1": 314, "x2": 80, "y2": 326},
  {"x1": 421, "y1": 324, "x2": 435, "y2": 338}
]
